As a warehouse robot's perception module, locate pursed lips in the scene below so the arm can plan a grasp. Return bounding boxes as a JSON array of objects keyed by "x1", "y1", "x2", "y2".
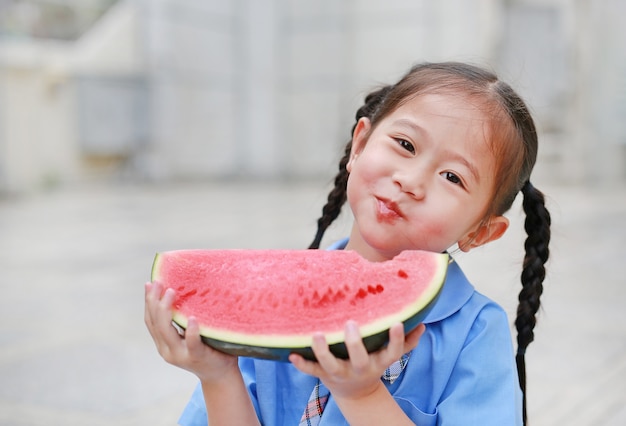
[{"x1": 375, "y1": 197, "x2": 405, "y2": 222}]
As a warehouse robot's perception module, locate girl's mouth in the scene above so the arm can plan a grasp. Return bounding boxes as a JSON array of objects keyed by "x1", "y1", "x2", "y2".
[{"x1": 375, "y1": 197, "x2": 404, "y2": 223}]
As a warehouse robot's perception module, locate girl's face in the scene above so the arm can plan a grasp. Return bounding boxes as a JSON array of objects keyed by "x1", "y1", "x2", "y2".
[{"x1": 345, "y1": 93, "x2": 509, "y2": 261}]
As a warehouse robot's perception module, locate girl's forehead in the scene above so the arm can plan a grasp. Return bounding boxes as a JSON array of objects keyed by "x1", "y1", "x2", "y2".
[
  {"x1": 396, "y1": 92, "x2": 491, "y2": 119},
  {"x1": 384, "y1": 94, "x2": 494, "y2": 143}
]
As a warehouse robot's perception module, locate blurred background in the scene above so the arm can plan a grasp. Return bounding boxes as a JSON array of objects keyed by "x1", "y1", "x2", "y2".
[
  {"x1": 1, "y1": 0, "x2": 625, "y2": 190},
  {"x1": 0, "y1": 0, "x2": 625, "y2": 425}
]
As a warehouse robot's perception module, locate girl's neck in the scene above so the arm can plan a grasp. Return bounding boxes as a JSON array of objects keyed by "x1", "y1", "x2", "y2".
[{"x1": 344, "y1": 225, "x2": 400, "y2": 262}]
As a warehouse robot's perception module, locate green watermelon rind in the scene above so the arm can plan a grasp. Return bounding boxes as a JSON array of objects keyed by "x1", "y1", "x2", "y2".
[
  {"x1": 154, "y1": 252, "x2": 448, "y2": 362},
  {"x1": 200, "y1": 283, "x2": 441, "y2": 361}
]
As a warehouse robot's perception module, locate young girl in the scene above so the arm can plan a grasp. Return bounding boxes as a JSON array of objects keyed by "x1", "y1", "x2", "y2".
[{"x1": 145, "y1": 61, "x2": 551, "y2": 425}]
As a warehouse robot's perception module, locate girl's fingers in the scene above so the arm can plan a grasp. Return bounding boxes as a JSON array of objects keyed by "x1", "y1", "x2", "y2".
[
  {"x1": 404, "y1": 323, "x2": 426, "y2": 352},
  {"x1": 289, "y1": 335, "x2": 335, "y2": 378},
  {"x1": 311, "y1": 333, "x2": 342, "y2": 375},
  {"x1": 343, "y1": 320, "x2": 369, "y2": 371},
  {"x1": 383, "y1": 323, "x2": 425, "y2": 366},
  {"x1": 147, "y1": 280, "x2": 164, "y2": 303},
  {"x1": 145, "y1": 281, "x2": 184, "y2": 351},
  {"x1": 145, "y1": 282, "x2": 167, "y2": 322},
  {"x1": 289, "y1": 353, "x2": 319, "y2": 376},
  {"x1": 185, "y1": 316, "x2": 206, "y2": 355},
  {"x1": 144, "y1": 282, "x2": 154, "y2": 325},
  {"x1": 386, "y1": 323, "x2": 406, "y2": 356},
  {"x1": 161, "y1": 288, "x2": 176, "y2": 310},
  {"x1": 144, "y1": 281, "x2": 164, "y2": 335},
  {"x1": 155, "y1": 287, "x2": 174, "y2": 321}
]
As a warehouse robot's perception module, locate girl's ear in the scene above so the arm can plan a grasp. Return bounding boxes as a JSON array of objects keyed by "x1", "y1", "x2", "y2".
[
  {"x1": 346, "y1": 117, "x2": 371, "y2": 173},
  {"x1": 458, "y1": 215, "x2": 509, "y2": 252}
]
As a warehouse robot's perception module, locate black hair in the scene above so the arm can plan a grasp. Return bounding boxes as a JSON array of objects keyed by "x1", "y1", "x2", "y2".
[
  {"x1": 308, "y1": 62, "x2": 551, "y2": 425},
  {"x1": 308, "y1": 85, "x2": 392, "y2": 250}
]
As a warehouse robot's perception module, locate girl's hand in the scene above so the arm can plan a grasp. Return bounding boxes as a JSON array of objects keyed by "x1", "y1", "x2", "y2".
[
  {"x1": 289, "y1": 321, "x2": 425, "y2": 401},
  {"x1": 144, "y1": 281, "x2": 239, "y2": 383}
]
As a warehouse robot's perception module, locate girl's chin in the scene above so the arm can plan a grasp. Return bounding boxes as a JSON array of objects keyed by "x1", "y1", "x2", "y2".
[
  {"x1": 355, "y1": 235, "x2": 407, "y2": 260},
  {"x1": 360, "y1": 231, "x2": 446, "y2": 256}
]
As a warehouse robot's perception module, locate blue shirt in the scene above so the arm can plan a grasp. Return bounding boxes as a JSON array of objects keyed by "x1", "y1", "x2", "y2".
[{"x1": 179, "y1": 240, "x2": 522, "y2": 425}]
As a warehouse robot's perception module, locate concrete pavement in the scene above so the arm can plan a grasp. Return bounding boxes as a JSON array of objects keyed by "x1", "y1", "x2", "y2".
[{"x1": 0, "y1": 179, "x2": 624, "y2": 425}]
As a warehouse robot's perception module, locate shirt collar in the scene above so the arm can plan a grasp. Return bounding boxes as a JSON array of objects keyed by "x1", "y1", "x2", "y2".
[{"x1": 422, "y1": 259, "x2": 474, "y2": 323}]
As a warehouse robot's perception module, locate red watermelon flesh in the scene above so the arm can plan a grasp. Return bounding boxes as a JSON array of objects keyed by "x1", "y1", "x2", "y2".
[{"x1": 151, "y1": 249, "x2": 448, "y2": 361}]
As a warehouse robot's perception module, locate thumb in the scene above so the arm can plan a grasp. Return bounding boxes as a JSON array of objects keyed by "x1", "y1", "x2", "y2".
[
  {"x1": 184, "y1": 316, "x2": 206, "y2": 354},
  {"x1": 405, "y1": 323, "x2": 426, "y2": 352}
]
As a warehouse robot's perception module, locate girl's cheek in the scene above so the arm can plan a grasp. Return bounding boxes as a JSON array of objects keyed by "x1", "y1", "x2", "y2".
[{"x1": 411, "y1": 221, "x2": 452, "y2": 251}]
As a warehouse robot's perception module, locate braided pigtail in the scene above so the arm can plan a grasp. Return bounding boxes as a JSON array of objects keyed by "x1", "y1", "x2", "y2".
[
  {"x1": 308, "y1": 141, "x2": 352, "y2": 249},
  {"x1": 516, "y1": 181, "x2": 551, "y2": 423},
  {"x1": 308, "y1": 86, "x2": 392, "y2": 249}
]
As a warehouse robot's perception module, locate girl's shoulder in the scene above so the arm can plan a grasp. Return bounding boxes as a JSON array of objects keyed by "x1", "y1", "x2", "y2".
[
  {"x1": 422, "y1": 258, "x2": 491, "y2": 323},
  {"x1": 424, "y1": 258, "x2": 512, "y2": 342},
  {"x1": 409, "y1": 260, "x2": 515, "y2": 379}
]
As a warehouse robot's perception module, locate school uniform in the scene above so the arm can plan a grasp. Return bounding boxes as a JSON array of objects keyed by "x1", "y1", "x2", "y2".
[{"x1": 178, "y1": 240, "x2": 522, "y2": 426}]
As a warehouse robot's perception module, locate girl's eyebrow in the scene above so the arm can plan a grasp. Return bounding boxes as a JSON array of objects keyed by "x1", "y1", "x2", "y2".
[
  {"x1": 392, "y1": 118, "x2": 429, "y2": 140},
  {"x1": 442, "y1": 149, "x2": 481, "y2": 184},
  {"x1": 392, "y1": 118, "x2": 481, "y2": 184}
]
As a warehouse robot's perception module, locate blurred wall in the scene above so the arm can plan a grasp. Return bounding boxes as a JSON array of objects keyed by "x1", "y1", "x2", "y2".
[
  {"x1": 0, "y1": 0, "x2": 625, "y2": 193},
  {"x1": 135, "y1": 0, "x2": 501, "y2": 179},
  {"x1": 0, "y1": 0, "x2": 144, "y2": 192},
  {"x1": 0, "y1": 48, "x2": 78, "y2": 190}
]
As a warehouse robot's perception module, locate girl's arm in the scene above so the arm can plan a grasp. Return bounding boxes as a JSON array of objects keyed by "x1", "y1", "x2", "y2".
[
  {"x1": 144, "y1": 281, "x2": 260, "y2": 426},
  {"x1": 290, "y1": 321, "x2": 425, "y2": 425},
  {"x1": 200, "y1": 364, "x2": 260, "y2": 426},
  {"x1": 332, "y1": 381, "x2": 415, "y2": 425}
]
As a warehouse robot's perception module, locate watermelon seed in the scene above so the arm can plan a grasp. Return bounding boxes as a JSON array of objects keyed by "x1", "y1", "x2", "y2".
[
  {"x1": 356, "y1": 288, "x2": 368, "y2": 299},
  {"x1": 178, "y1": 288, "x2": 198, "y2": 301},
  {"x1": 367, "y1": 284, "x2": 383, "y2": 295},
  {"x1": 317, "y1": 293, "x2": 331, "y2": 306}
]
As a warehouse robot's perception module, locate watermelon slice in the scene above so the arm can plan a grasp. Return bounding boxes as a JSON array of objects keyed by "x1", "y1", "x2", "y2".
[{"x1": 151, "y1": 249, "x2": 448, "y2": 361}]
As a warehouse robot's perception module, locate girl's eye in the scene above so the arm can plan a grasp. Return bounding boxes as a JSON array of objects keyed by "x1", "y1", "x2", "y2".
[
  {"x1": 442, "y1": 171, "x2": 463, "y2": 187},
  {"x1": 396, "y1": 139, "x2": 415, "y2": 154}
]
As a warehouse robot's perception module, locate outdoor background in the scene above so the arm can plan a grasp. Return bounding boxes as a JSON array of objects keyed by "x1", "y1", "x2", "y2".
[{"x1": 0, "y1": 0, "x2": 625, "y2": 425}]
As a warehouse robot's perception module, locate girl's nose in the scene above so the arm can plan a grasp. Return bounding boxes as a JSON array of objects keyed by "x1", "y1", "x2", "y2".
[{"x1": 393, "y1": 168, "x2": 427, "y2": 200}]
